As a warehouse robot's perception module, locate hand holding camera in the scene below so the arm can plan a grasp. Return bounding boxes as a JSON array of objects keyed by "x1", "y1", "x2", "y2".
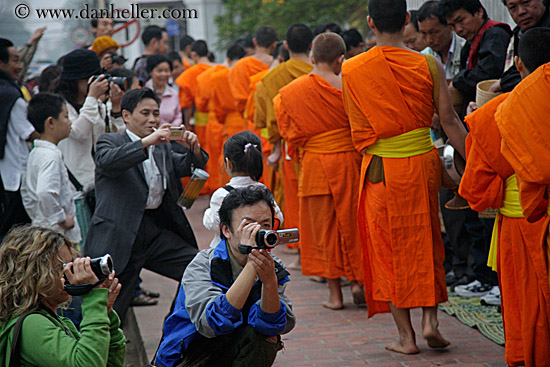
[
  {"x1": 88, "y1": 74, "x2": 110, "y2": 99},
  {"x1": 63, "y1": 257, "x2": 100, "y2": 286}
]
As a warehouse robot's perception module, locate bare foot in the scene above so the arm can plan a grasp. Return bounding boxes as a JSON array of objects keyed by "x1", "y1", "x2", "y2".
[
  {"x1": 322, "y1": 300, "x2": 344, "y2": 310},
  {"x1": 309, "y1": 276, "x2": 326, "y2": 283},
  {"x1": 350, "y1": 283, "x2": 365, "y2": 306},
  {"x1": 385, "y1": 341, "x2": 419, "y2": 355},
  {"x1": 423, "y1": 327, "x2": 450, "y2": 349},
  {"x1": 286, "y1": 259, "x2": 301, "y2": 271}
]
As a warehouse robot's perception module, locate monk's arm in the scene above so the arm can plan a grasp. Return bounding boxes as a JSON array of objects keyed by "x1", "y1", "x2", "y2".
[{"x1": 435, "y1": 59, "x2": 467, "y2": 159}]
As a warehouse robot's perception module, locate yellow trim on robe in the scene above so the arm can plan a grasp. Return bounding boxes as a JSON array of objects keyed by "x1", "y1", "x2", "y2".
[
  {"x1": 194, "y1": 111, "x2": 208, "y2": 127},
  {"x1": 366, "y1": 127, "x2": 434, "y2": 158}
]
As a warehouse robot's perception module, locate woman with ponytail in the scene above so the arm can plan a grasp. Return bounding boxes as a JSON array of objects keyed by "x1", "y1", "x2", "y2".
[{"x1": 203, "y1": 131, "x2": 283, "y2": 247}]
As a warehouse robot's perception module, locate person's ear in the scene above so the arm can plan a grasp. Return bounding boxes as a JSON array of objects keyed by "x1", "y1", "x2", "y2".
[
  {"x1": 337, "y1": 54, "x2": 345, "y2": 64},
  {"x1": 359, "y1": 42, "x2": 365, "y2": 50},
  {"x1": 515, "y1": 56, "x2": 523, "y2": 73},
  {"x1": 225, "y1": 157, "x2": 233, "y2": 171},
  {"x1": 310, "y1": 54, "x2": 315, "y2": 65},
  {"x1": 283, "y1": 40, "x2": 289, "y2": 51},
  {"x1": 404, "y1": 11, "x2": 411, "y2": 27},
  {"x1": 45, "y1": 116, "x2": 54, "y2": 130},
  {"x1": 122, "y1": 109, "x2": 131, "y2": 124},
  {"x1": 221, "y1": 223, "x2": 232, "y2": 240},
  {"x1": 367, "y1": 16, "x2": 376, "y2": 30},
  {"x1": 253, "y1": 38, "x2": 258, "y2": 48}
]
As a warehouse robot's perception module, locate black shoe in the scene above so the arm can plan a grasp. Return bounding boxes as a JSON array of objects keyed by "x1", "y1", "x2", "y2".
[
  {"x1": 449, "y1": 275, "x2": 471, "y2": 292},
  {"x1": 445, "y1": 271, "x2": 457, "y2": 286}
]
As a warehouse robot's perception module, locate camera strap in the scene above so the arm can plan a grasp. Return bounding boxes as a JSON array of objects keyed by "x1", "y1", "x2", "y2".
[{"x1": 64, "y1": 277, "x2": 105, "y2": 296}]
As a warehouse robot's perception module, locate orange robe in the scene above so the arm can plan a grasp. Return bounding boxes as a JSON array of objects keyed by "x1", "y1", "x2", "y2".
[
  {"x1": 196, "y1": 65, "x2": 227, "y2": 193},
  {"x1": 245, "y1": 70, "x2": 271, "y2": 185},
  {"x1": 495, "y1": 64, "x2": 550, "y2": 367},
  {"x1": 175, "y1": 62, "x2": 212, "y2": 146},
  {"x1": 278, "y1": 74, "x2": 363, "y2": 281},
  {"x1": 261, "y1": 59, "x2": 313, "y2": 241},
  {"x1": 229, "y1": 56, "x2": 270, "y2": 115},
  {"x1": 342, "y1": 46, "x2": 447, "y2": 317},
  {"x1": 459, "y1": 93, "x2": 549, "y2": 367}
]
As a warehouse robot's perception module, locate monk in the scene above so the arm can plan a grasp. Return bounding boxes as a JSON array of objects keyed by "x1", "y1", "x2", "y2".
[
  {"x1": 277, "y1": 33, "x2": 364, "y2": 309},
  {"x1": 259, "y1": 24, "x2": 314, "y2": 255},
  {"x1": 342, "y1": 0, "x2": 468, "y2": 354},
  {"x1": 493, "y1": 28, "x2": 550, "y2": 367},
  {"x1": 229, "y1": 26, "x2": 278, "y2": 116},
  {"x1": 175, "y1": 40, "x2": 215, "y2": 145},
  {"x1": 195, "y1": 45, "x2": 245, "y2": 193},
  {"x1": 178, "y1": 34, "x2": 194, "y2": 70}
]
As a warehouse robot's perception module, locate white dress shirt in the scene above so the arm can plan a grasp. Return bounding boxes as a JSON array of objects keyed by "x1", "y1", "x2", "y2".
[
  {"x1": 0, "y1": 98, "x2": 35, "y2": 191},
  {"x1": 203, "y1": 176, "x2": 284, "y2": 248},
  {"x1": 126, "y1": 129, "x2": 165, "y2": 209},
  {"x1": 21, "y1": 140, "x2": 81, "y2": 243}
]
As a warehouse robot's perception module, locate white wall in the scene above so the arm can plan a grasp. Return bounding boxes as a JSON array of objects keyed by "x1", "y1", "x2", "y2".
[{"x1": 406, "y1": 0, "x2": 515, "y2": 26}]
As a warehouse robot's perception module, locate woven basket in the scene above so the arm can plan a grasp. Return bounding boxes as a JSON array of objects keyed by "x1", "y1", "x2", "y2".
[
  {"x1": 476, "y1": 80, "x2": 501, "y2": 108},
  {"x1": 479, "y1": 207, "x2": 498, "y2": 219},
  {"x1": 447, "y1": 78, "x2": 464, "y2": 114}
]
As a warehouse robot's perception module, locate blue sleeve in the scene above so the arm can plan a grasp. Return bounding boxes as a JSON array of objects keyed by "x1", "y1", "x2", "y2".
[
  {"x1": 205, "y1": 295, "x2": 244, "y2": 336},
  {"x1": 247, "y1": 301, "x2": 287, "y2": 336}
]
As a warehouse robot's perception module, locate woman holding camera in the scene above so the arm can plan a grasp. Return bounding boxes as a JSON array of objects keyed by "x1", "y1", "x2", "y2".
[
  {"x1": 55, "y1": 49, "x2": 125, "y2": 195},
  {"x1": 145, "y1": 54, "x2": 182, "y2": 126},
  {"x1": 0, "y1": 226, "x2": 125, "y2": 367}
]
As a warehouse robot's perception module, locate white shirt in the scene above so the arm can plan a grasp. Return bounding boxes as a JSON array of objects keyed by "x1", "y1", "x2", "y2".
[
  {"x1": 21, "y1": 140, "x2": 81, "y2": 243},
  {"x1": 126, "y1": 129, "x2": 165, "y2": 209},
  {"x1": 203, "y1": 176, "x2": 284, "y2": 248},
  {"x1": 0, "y1": 98, "x2": 34, "y2": 191}
]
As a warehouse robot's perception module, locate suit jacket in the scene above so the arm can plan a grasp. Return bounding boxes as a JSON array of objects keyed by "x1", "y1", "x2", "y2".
[{"x1": 85, "y1": 131, "x2": 208, "y2": 272}]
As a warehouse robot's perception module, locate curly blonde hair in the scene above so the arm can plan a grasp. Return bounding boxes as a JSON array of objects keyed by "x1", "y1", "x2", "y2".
[{"x1": 0, "y1": 226, "x2": 78, "y2": 322}]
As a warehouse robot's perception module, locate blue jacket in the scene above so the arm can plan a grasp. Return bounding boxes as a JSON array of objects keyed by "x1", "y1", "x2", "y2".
[{"x1": 155, "y1": 239, "x2": 295, "y2": 367}]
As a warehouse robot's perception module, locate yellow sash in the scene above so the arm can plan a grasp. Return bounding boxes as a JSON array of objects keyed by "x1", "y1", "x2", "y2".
[
  {"x1": 487, "y1": 174, "x2": 523, "y2": 271},
  {"x1": 225, "y1": 112, "x2": 245, "y2": 129},
  {"x1": 366, "y1": 127, "x2": 434, "y2": 158},
  {"x1": 303, "y1": 128, "x2": 355, "y2": 154},
  {"x1": 260, "y1": 128, "x2": 269, "y2": 139},
  {"x1": 194, "y1": 111, "x2": 208, "y2": 127}
]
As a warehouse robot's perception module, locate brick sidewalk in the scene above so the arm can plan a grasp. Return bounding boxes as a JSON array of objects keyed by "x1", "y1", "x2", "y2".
[{"x1": 134, "y1": 196, "x2": 505, "y2": 366}]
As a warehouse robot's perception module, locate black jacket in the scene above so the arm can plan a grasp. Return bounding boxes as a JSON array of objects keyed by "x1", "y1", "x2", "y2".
[{"x1": 0, "y1": 71, "x2": 22, "y2": 159}]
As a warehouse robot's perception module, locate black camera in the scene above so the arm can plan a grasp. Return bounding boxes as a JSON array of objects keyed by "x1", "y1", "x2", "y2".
[
  {"x1": 63, "y1": 254, "x2": 114, "y2": 296},
  {"x1": 239, "y1": 229, "x2": 300, "y2": 254},
  {"x1": 109, "y1": 52, "x2": 127, "y2": 66},
  {"x1": 90, "y1": 74, "x2": 129, "y2": 91}
]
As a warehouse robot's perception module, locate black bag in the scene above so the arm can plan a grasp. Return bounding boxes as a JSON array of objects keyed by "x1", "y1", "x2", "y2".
[{"x1": 9, "y1": 308, "x2": 56, "y2": 367}]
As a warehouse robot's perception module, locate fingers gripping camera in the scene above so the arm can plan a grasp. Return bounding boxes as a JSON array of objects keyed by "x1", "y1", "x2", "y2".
[{"x1": 238, "y1": 229, "x2": 300, "y2": 254}]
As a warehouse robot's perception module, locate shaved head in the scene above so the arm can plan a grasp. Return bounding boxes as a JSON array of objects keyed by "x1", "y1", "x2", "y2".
[
  {"x1": 286, "y1": 24, "x2": 314, "y2": 53},
  {"x1": 312, "y1": 33, "x2": 346, "y2": 64},
  {"x1": 368, "y1": 0, "x2": 408, "y2": 33}
]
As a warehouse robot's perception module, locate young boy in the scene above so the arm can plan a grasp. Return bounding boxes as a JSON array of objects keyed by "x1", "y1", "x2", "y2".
[{"x1": 21, "y1": 92, "x2": 81, "y2": 243}]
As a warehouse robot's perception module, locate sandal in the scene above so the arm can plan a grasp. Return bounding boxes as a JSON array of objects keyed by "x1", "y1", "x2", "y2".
[
  {"x1": 141, "y1": 288, "x2": 160, "y2": 298},
  {"x1": 131, "y1": 294, "x2": 158, "y2": 307}
]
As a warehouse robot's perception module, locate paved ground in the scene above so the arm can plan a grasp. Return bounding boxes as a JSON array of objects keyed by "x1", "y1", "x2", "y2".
[{"x1": 134, "y1": 195, "x2": 506, "y2": 366}]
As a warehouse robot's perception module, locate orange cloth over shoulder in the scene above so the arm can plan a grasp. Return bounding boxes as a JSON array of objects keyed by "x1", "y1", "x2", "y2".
[
  {"x1": 460, "y1": 93, "x2": 550, "y2": 367},
  {"x1": 278, "y1": 74, "x2": 363, "y2": 281},
  {"x1": 196, "y1": 65, "x2": 227, "y2": 192},
  {"x1": 342, "y1": 46, "x2": 447, "y2": 317},
  {"x1": 229, "y1": 56, "x2": 270, "y2": 115},
  {"x1": 183, "y1": 60, "x2": 191, "y2": 70},
  {"x1": 175, "y1": 62, "x2": 212, "y2": 109},
  {"x1": 211, "y1": 68, "x2": 246, "y2": 141}
]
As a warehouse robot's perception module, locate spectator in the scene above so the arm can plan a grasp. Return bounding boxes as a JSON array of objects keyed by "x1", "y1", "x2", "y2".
[
  {"x1": 37, "y1": 65, "x2": 62, "y2": 93},
  {"x1": 21, "y1": 93, "x2": 81, "y2": 243},
  {"x1": 155, "y1": 186, "x2": 295, "y2": 367},
  {"x1": 91, "y1": 17, "x2": 115, "y2": 38},
  {"x1": 166, "y1": 51, "x2": 184, "y2": 88},
  {"x1": 404, "y1": 10, "x2": 432, "y2": 53},
  {"x1": 17, "y1": 27, "x2": 47, "y2": 86},
  {"x1": 0, "y1": 226, "x2": 125, "y2": 367},
  {"x1": 109, "y1": 67, "x2": 141, "y2": 91},
  {"x1": 91, "y1": 36, "x2": 120, "y2": 72},
  {"x1": 85, "y1": 88, "x2": 208, "y2": 323},
  {"x1": 145, "y1": 54, "x2": 182, "y2": 126},
  {"x1": 0, "y1": 38, "x2": 38, "y2": 239},
  {"x1": 132, "y1": 26, "x2": 168, "y2": 82},
  {"x1": 54, "y1": 49, "x2": 124, "y2": 196}
]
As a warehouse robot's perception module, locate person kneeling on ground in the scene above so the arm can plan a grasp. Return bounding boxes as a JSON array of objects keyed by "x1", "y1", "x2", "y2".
[{"x1": 155, "y1": 185, "x2": 296, "y2": 367}]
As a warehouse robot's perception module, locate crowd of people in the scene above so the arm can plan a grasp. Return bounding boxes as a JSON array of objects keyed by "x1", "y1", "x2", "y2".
[{"x1": 0, "y1": 0, "x2": 549, "y2": 366}]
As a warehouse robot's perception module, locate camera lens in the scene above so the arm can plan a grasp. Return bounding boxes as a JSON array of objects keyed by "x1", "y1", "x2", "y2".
[{"x1": 265, "y1": 232, "x2": 278, "y2": 247}]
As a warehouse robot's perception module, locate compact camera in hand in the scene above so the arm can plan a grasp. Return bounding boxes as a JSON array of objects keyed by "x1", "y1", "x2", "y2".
[
  {"x1": 239, "y1": 229, "x2": 300, "y2": 254},
  {"x1": 169, "y1": 126, "x2": 184, "y2": 141},
  {"x1": 63, "y1": 254, "x2": 114, "y2": 296}
]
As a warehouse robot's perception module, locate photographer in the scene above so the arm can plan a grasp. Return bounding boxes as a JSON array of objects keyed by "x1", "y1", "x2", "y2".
[
  {"x1": 0, "y1": 226, "x2": 125, "y2": 366},
  {"x1": 155, "y1": 185, "x2": 295, "y2": 367},
  {"x1": 91, "y1": 36, "x2": 121, "y2": 72},
  {"x1": 85, "y1": 88, "x2": 208, "y2": 324}
]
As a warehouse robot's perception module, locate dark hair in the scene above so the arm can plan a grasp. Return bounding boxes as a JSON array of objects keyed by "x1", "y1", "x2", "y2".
[
  {"x1": 342, "y1": 29, "x2": 364, "y2": 50},
  {"x1": 180, "y1": 34, "x2": 194, "y2": 50},
  {"x1": 91, "y1": 18, "x2": 111, "y2": 28},
  {"x1": 227, "y1": 44, "x2": 246, "y2": 61},
  {"x1": 121, "y1": 88, "x2": 160, "y2": 114},
  {"x1": 54, "y1": 79, "x2": 80, "y2": 112},
  {"x1": 286, "y1": 24, "x2": 314, "y2": 53},
  {"x1": 142, "y1": 25, "x2": 166, "y2": 46},
  {"x1": 255, "y1": 26, "x2": 278, "y2": 47},
  {"x1": 314, "y1": 22, "x2": 343, "y2": 36},
  {"x1": 368, "y1": 0, "x2": 408, "y2": 33},
  {"x1": 38, "y1": 65, "x2": 62, "y2": 93},
  {"x1": 167, "y1": 51, "x2": 182, "y2": 64},
  {"x1": 27, "y1": 93, "x2": 66, "y2": 133},
  {"x1": 440, "y1": 0, "x2": 488, "y2": 20},
  {"x1": 223, "y1": 131, "x2": 263, "y2": 181},
  {"x1": 146, "y1": 54, "x2": 172, "y2": 73},
  {"x1": 518, "y1": 27, "x2": 550, "y2": 72},
  {"x1": 0, "y1": 38, "x2": 14, "y2": 64},
  {"x1": 109, "y1": 67, "x2": 136, "y2": 80},
  {"x1": 235, "y1": 37, "x2": 254, "y2": 50},
  {"x1": 191, "y1": 40, "x2": 209, "y2": 57},
  {"x1": 418, "y1": 1, "x2": 448, "y2": 26},
  {"x1": 219, "y1": 185, "x2": 275, "y2": 235},
  {"x1": 409, "y1": 10, "x2": 420, "y2": 32}
]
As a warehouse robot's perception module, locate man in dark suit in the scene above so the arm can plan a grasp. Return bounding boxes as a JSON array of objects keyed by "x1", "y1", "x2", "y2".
[{"x1": 86, "y1": 88, "x2": 208, "y2": 323}]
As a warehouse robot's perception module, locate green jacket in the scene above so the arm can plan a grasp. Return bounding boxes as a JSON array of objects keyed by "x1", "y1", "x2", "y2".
[{"x1": 0, "y1": 288, "x2": 126, "y2": 367}]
